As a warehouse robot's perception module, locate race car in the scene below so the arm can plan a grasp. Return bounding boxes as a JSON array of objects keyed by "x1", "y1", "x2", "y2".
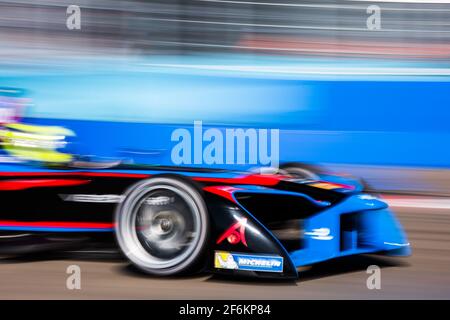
[{"x1": 0, "y1": 163, "x2": 410, "y2": 279}]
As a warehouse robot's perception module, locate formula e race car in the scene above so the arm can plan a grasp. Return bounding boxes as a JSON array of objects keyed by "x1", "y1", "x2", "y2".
[{"x1": 0, "y1": 163, "x2": 410, "y2": 279}]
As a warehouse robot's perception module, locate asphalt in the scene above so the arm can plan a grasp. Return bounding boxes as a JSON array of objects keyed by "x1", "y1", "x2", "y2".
[{"x1": 1, "y1": 207, "x2": 450, "y2": 299}]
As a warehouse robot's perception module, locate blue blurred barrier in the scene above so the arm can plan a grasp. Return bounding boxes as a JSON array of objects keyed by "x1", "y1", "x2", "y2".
[{"x1": 2, "y1": 60, "x2": 449, "y2": 168}]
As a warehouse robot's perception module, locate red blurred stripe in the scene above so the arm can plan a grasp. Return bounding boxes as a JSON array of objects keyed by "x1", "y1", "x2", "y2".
[
  {"x1": 0, "y1": 172, "x2": 150, "y2": 178},
  {"x1": 0, "y1": 179, "x2": 90, "y2": 190},
  {"x1": 0, "y1": 220, "x2": 114, "y2": 229},
  {"x1": 195, "y1": 174, "x2": 285, "y2": 186}
]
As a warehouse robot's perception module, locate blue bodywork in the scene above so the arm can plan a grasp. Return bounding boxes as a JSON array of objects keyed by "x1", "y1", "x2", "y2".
[
  {"x1": 225, "y1": 184, "x2": 410, "y2": 269},
  {"x1": 290, "y1": 195, "x2": 411, "y2": 266}
]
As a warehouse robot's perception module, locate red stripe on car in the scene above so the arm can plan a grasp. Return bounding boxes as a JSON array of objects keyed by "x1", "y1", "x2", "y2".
[{"x1": 0, "y1": 179, "x2": 90, "y2": 190}]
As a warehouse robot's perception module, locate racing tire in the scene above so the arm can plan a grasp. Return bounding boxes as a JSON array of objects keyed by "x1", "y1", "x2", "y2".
[
  {"x1": 279, "y1": 162, "x2": 322, "y2": 180},
  {"x1": 115, "y1": 175, "x2": 209, "y2": 276},
  {"x1": 280, "y1": 162, "x2": 370, "y2": 191}
]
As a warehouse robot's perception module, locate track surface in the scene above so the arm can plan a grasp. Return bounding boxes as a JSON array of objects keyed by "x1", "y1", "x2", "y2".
[{"x1": 1, "y1": 207, "x2": 450, "y2": 299}]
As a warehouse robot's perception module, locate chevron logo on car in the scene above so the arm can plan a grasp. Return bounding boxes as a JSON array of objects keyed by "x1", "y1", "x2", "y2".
[{"x1": 216, "y1": 218, "x2": 248, "y2": 247}]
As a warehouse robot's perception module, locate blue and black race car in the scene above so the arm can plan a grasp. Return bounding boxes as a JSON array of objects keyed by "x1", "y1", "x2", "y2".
[
  {"x1": 0, "y1": 162, "x2": 410, "y2": 279},
  {"x1": 0, "y1": 88, "x2": 409, "y2": 278}
]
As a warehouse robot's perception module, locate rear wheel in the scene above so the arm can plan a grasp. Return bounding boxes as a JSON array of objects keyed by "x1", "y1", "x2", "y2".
[
  {"x1": 279, "y1": 162, "x2": 322, "y2": 180},
  {"x1": 280, "y1": 162, "x2": 369, "y2": 191},
  {"x1": 115, "y1": 176, "x2": 209, "y2": 276}
]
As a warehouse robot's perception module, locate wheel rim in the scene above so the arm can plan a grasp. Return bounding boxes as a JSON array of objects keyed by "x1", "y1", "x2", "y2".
[
  {"x1": 134, "y1": 188, "x2": 197, "y2": 262},
  {"x1": 117, "y1": 181, "x2": 205, "y2": 272}
]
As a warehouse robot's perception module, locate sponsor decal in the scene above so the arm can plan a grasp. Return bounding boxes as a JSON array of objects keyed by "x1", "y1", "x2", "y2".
[
  {"x1": 60, "y1": 194, "x2": 124, "y2": 203},
  {"x1": 309, "y1": 182, "x2": 343, "y2": 190},
  {"x1": 214, "y1": 251, "x2": 283, "y2": 273},
  {"x1": 216, "y1": 218, "x2": 248, "y2": 246},
  {"x1": 308, "y1": 181, "x2": 355, "y2": 190},
  {"x1": 304, "y1": 227, "x2": 333, "y2": 240}
]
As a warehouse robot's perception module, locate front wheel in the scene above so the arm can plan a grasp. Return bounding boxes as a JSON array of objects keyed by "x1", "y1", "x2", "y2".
[{"x1": 115, "y1": 176, "x2": 209, "y2": 276}]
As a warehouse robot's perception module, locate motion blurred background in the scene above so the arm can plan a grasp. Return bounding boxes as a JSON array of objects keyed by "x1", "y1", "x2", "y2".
[
  {"x1": 0, "y1": 0, "x2": 449, "y2": 194},
  {"x1": 1, "y1": 0, "x2": 450, "y2": 58}
]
